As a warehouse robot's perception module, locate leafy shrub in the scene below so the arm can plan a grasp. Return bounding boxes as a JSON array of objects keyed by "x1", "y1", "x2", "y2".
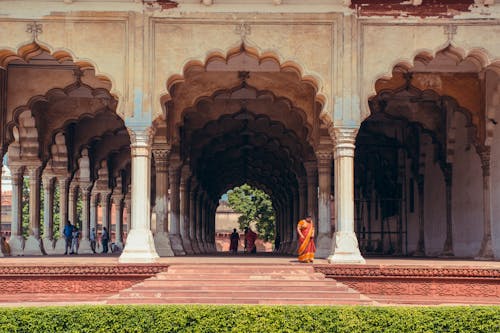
[{"x1": 0, "y1": 305, "x2": 498, "y2": 333}]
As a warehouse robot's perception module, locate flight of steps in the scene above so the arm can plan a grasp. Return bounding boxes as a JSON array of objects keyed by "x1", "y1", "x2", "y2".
[{"x1": 106, "y1": 264, "x2": 375, "y2": 305}]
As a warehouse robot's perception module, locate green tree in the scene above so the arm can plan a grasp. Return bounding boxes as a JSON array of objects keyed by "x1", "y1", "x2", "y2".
[{"x1": 227, "y1": 184, "x2": 275, "y2": 242}]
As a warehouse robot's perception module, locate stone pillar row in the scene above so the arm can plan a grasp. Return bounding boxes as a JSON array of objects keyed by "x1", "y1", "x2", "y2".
[{"x1": 6, "y1": 168, "x2": 128, "y2": 256}]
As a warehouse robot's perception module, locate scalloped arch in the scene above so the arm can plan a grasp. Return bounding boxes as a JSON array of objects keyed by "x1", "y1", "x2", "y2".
[
  {"x1": 162, "y1": 44, "x2": 328, "y2": 117},
  {"x1": 0, "y1": 41, "x2": 119, "y2": 110},
  {"x1": 364, "y1": 44, "x2": 500, "y2": 122}
]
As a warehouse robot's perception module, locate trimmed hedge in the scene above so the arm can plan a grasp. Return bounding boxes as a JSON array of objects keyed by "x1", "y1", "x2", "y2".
[{"x1": 0, "y1": 305, "x2": 498, "y2": 333}]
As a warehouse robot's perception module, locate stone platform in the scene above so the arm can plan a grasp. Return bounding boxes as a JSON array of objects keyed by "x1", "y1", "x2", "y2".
[{"x1": 0, "y1": 255, "x2": 498, "y2": 306}]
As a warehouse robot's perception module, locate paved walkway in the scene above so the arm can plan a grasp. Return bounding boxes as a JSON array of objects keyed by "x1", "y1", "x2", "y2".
[{"x1": 0, "y1": 253, "x2": 498, "y2": 267}]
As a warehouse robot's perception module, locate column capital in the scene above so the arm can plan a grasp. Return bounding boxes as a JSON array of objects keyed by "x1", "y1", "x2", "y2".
[
  {"x1": 333, "y1": 127, "x2": 358, "y2": 159},
  {"x1": 316, "y1": 150, "x2": 333, "y2": 171},
  {"x1": 152, "y1": 146, "x2": 171, "y2": 173},
  {"x1": 26, "y1": 163, "x2": 42, "y2": 176},
  {"x1": 128, "y1": 127, "x2": 154, "y2": 157},
  {"x1": 479, "y1": 146, "x2": 491, "y2": 177},
  {"x1": 41, "y1": 175, "x2": 54, "y2": 190}
]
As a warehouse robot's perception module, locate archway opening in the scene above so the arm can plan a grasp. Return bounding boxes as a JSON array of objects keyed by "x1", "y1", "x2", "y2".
[
  {"x1": 152, "y1": 48, "x2": 334, "y2": 257},
  {"x1": 357, "y1": 46, "x2": 491, "y2": 258}
]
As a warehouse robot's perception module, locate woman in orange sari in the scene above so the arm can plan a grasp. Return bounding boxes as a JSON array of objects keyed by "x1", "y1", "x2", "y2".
[{"x1": 297, "y1": 215, "x2": 315, "y2": 263}]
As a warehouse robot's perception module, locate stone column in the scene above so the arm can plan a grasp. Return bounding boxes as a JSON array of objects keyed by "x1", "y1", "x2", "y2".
[
  {"x1": 477, "y1": 149, "x2": 494, "y2": 259},
  {"x1": 54, "y1": 177, "x2": 70, "y2": 254},
  {"x1": 119, "y1": 128, "x2": 159, "y2": 263},
  {"x1": 414, "y1": 176, "x2": 426, "y2": 256},
  {"x1": 291, "y1": 188, "x2": 300, "y2": 253},
  {"x1": 152, "y1": 147, "x2": 174, "y2": 256},
  {"x1": 24, "y1": 165, "x2": 44, "y2": 255},
  {"x1": 441, "y1": 165, "x2": 454, "y2": 256},
  {"x1": 68, "y1": 185, "x2": 77, "y2": 227},
  {"x1": 328, "y1": 128, "x2": 365, "y2": 264},
  {"x1": 90, "y1": 193, "x2": 97, "y2": 241},
  {"x1": 112, "y1": 195, "x2": 124, "y2": 250},
  {"x1": 101, "y1": 192, "x2": 111, "y2": 240},
  {"x1": 168, "y1": 157, "x2": 185, "y2": 255},
  {"x1": 42, "y1": 176, "x2": 55, "y2": 254},
  {"x1": 9, "y1": 167, "x2": 24, "y2": 255},
  {"x1": 196, "y1": 191, "x2": 205, "y2": 253},
  {"x1": 304, "y1": 161, "x2": 318, "y2": 232},
  {"x1": 124, "y1": 192, "x2": 131, "y2": 238},
  {"x1": 200, "y1": 194, "x2": 208, "y2": 251},
  {"x1": 78, "y1": 186, "x2": 93, "y2": 254},
  {"x1": 316, "y1": 151, "x2": 333, "y2": 258},
  {"x1": 189, "y1": 185, "x2": 200, "y2": 253},
  {"x1": 179, "y1": 166, "x2": 194, "y2": 254}
]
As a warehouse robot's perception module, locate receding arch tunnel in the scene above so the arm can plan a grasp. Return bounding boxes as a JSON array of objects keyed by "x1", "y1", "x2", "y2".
[{"x1": 151, "y1": 49, "x2": 335, "y2": 257}]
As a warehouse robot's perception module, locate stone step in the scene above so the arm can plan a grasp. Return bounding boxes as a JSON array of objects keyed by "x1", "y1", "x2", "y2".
[
  {"x1": 153, "y1": 273, "x2": 326, "y2": 281},
  {"x1": 106, "y1": 264, "x2": 373, "y2": 305},
  {"x1": 116, "y1": 290, "x2": 360, "y2": 299},
  {"x1": 132, "y1": 281, "x2": 347, "y2": 289},
  {"x1": 106, "y1": 296, "x2": 373, "y2": 305}
]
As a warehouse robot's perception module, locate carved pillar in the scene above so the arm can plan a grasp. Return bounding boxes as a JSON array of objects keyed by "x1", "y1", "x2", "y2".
[
  {"x1": 152, "y1": 147, "x2": 174, "y2": 256},
  {"x1": 200, "y1": 193, "x2": 208, "y2": 251},
  {"x1": 189, "y1": 184, "x2": 200, "y2": 254},
  {"x1": 119, "y1": 128, "x2": 159, "y2": 263},
  {"x1": 90, "y1": 193, "x2": 99, "y2": 242},
  {"x1": 68, "y1": 185, "x2": 77, "y2": 228},
  {"x1": 24, "y1": 165, "x2": 44, "y2": 255},
  {"x1": 54, "y1": 177, "x2": 70, "y2": 254},
  {"x1": 42, "y1": 176, "x2": 54, "y2": 254},
  {"x1": 124, "y1": 192, "x2": 131, "y2": 239},
  {"x1": 291, "y1": 188, "x2": 299, "y2": 252},
  {"x1": 112, "y1": 195, "x2": 123, "y2": 250},
  {"x1": 477, "y1": 149, "x2": 494, "y2": 259},
  {"x1": 196, "y1": 191, "x2": 205, "y2": 253},
  {"x1": 316, "y1": 151, "x2": 333, "y2": 258},
  {"x1": 168, "y1": 156, "x2": 185, "y2": 255},
  {"x1": 304, "y1": 161, "x2": 318, "y2": 231},
  {"x1": 9, "y1": 167, "x2": 24, "y2": 255},
  {"x1": 328, "y1": 128, "x2": 365, "y2": 264},
  {"x1": 441, "y1": 165, "x2": 454, "y2": 256},
  {"x1": 179, "y1": 166, "x2": 193, "y2": 254},
  {"x1": 101, "y1": 192, "x2": 111, "y2": 241},
  {"x1": 78, "y1": 186, "x2": 93, "y2": 254},
  {"x1": 414, "y1": 176, "x2": 426, "y2": 256}
]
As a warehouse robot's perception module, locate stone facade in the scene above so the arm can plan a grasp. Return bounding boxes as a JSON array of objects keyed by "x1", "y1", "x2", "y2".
[{"x1": 0, "y1": 1, "x2": 498, "y2": 262}]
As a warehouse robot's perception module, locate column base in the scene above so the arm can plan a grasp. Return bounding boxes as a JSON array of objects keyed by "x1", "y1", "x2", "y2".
[
  {"x1": 42, "y1": 238, "x2": 55, "y2": 255},
  {"x1": 78, "y1": 239, "x2": 94, "y2": 254},
  {"x1": 197, "y1": 240, "x2": 207, "y2": 253},
  {"x1": 24, "y1": 236, "x2": 45, "y2": 255},
  {"x1": 119, "y1": 229, "x2": 159, "y2": 263},
  {"x1": 54, "y1": 238, "x2": 67, "y2": 254},
  {"x1": 327, "y1": 231, "x2": 365, "y2": 264},
  {"x1": 114, "y1": 241, "x2": 124, "y2": 253},
  {"x1": 181, "y1": 236, "x2": 194, "y2": 255},
  {"x1": 191, "y1": 238, "x2": 201, "y2": 254},
  {"x1": 169, "y1": 234, "x2": 186, "y2": 256},
  {"x1": 9, "y1": 236, "x2": 24, "y2": 256},
  {"x1": 476, "y1": 238, "x2": 494, "y2": 260},
  {"x1": 316, "y1": 233, "x2": 332, "y2": 259},
  {"x1": 153, "y1": 232, "x2": 174, "y2": 256}
]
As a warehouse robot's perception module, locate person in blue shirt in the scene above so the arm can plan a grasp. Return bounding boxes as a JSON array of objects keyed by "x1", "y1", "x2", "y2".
[{"x1": 63, "y1": 220, "x2": 74, "y2": 255}]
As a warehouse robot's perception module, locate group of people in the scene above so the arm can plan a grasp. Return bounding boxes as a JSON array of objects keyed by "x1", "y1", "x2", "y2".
[
  {"x1": 63, "y1": 221, "x2": 110, "y2": 255},
  {"x1": 227, "y1": 214, "x2": 316, "y2": 263},
  {"x1": 229, "y1": 226, "x2": 258, "y2": 254}
]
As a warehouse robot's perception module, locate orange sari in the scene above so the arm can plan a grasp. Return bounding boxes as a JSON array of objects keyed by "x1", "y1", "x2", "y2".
[{"x1": 297, "y1": 220, "x2": 315, "y2": 262}]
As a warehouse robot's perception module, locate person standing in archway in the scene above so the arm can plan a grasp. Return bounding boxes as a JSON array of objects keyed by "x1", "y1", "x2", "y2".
[
  {"x1": 297, "y1": 215, "x2": 316, "y2": 263},
  {"x1": 229, "y1": 228, "x2": 240, "y2": 253},
  {"x1": 244, "y1": 227, "x2": 258, "y2": 254}
]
